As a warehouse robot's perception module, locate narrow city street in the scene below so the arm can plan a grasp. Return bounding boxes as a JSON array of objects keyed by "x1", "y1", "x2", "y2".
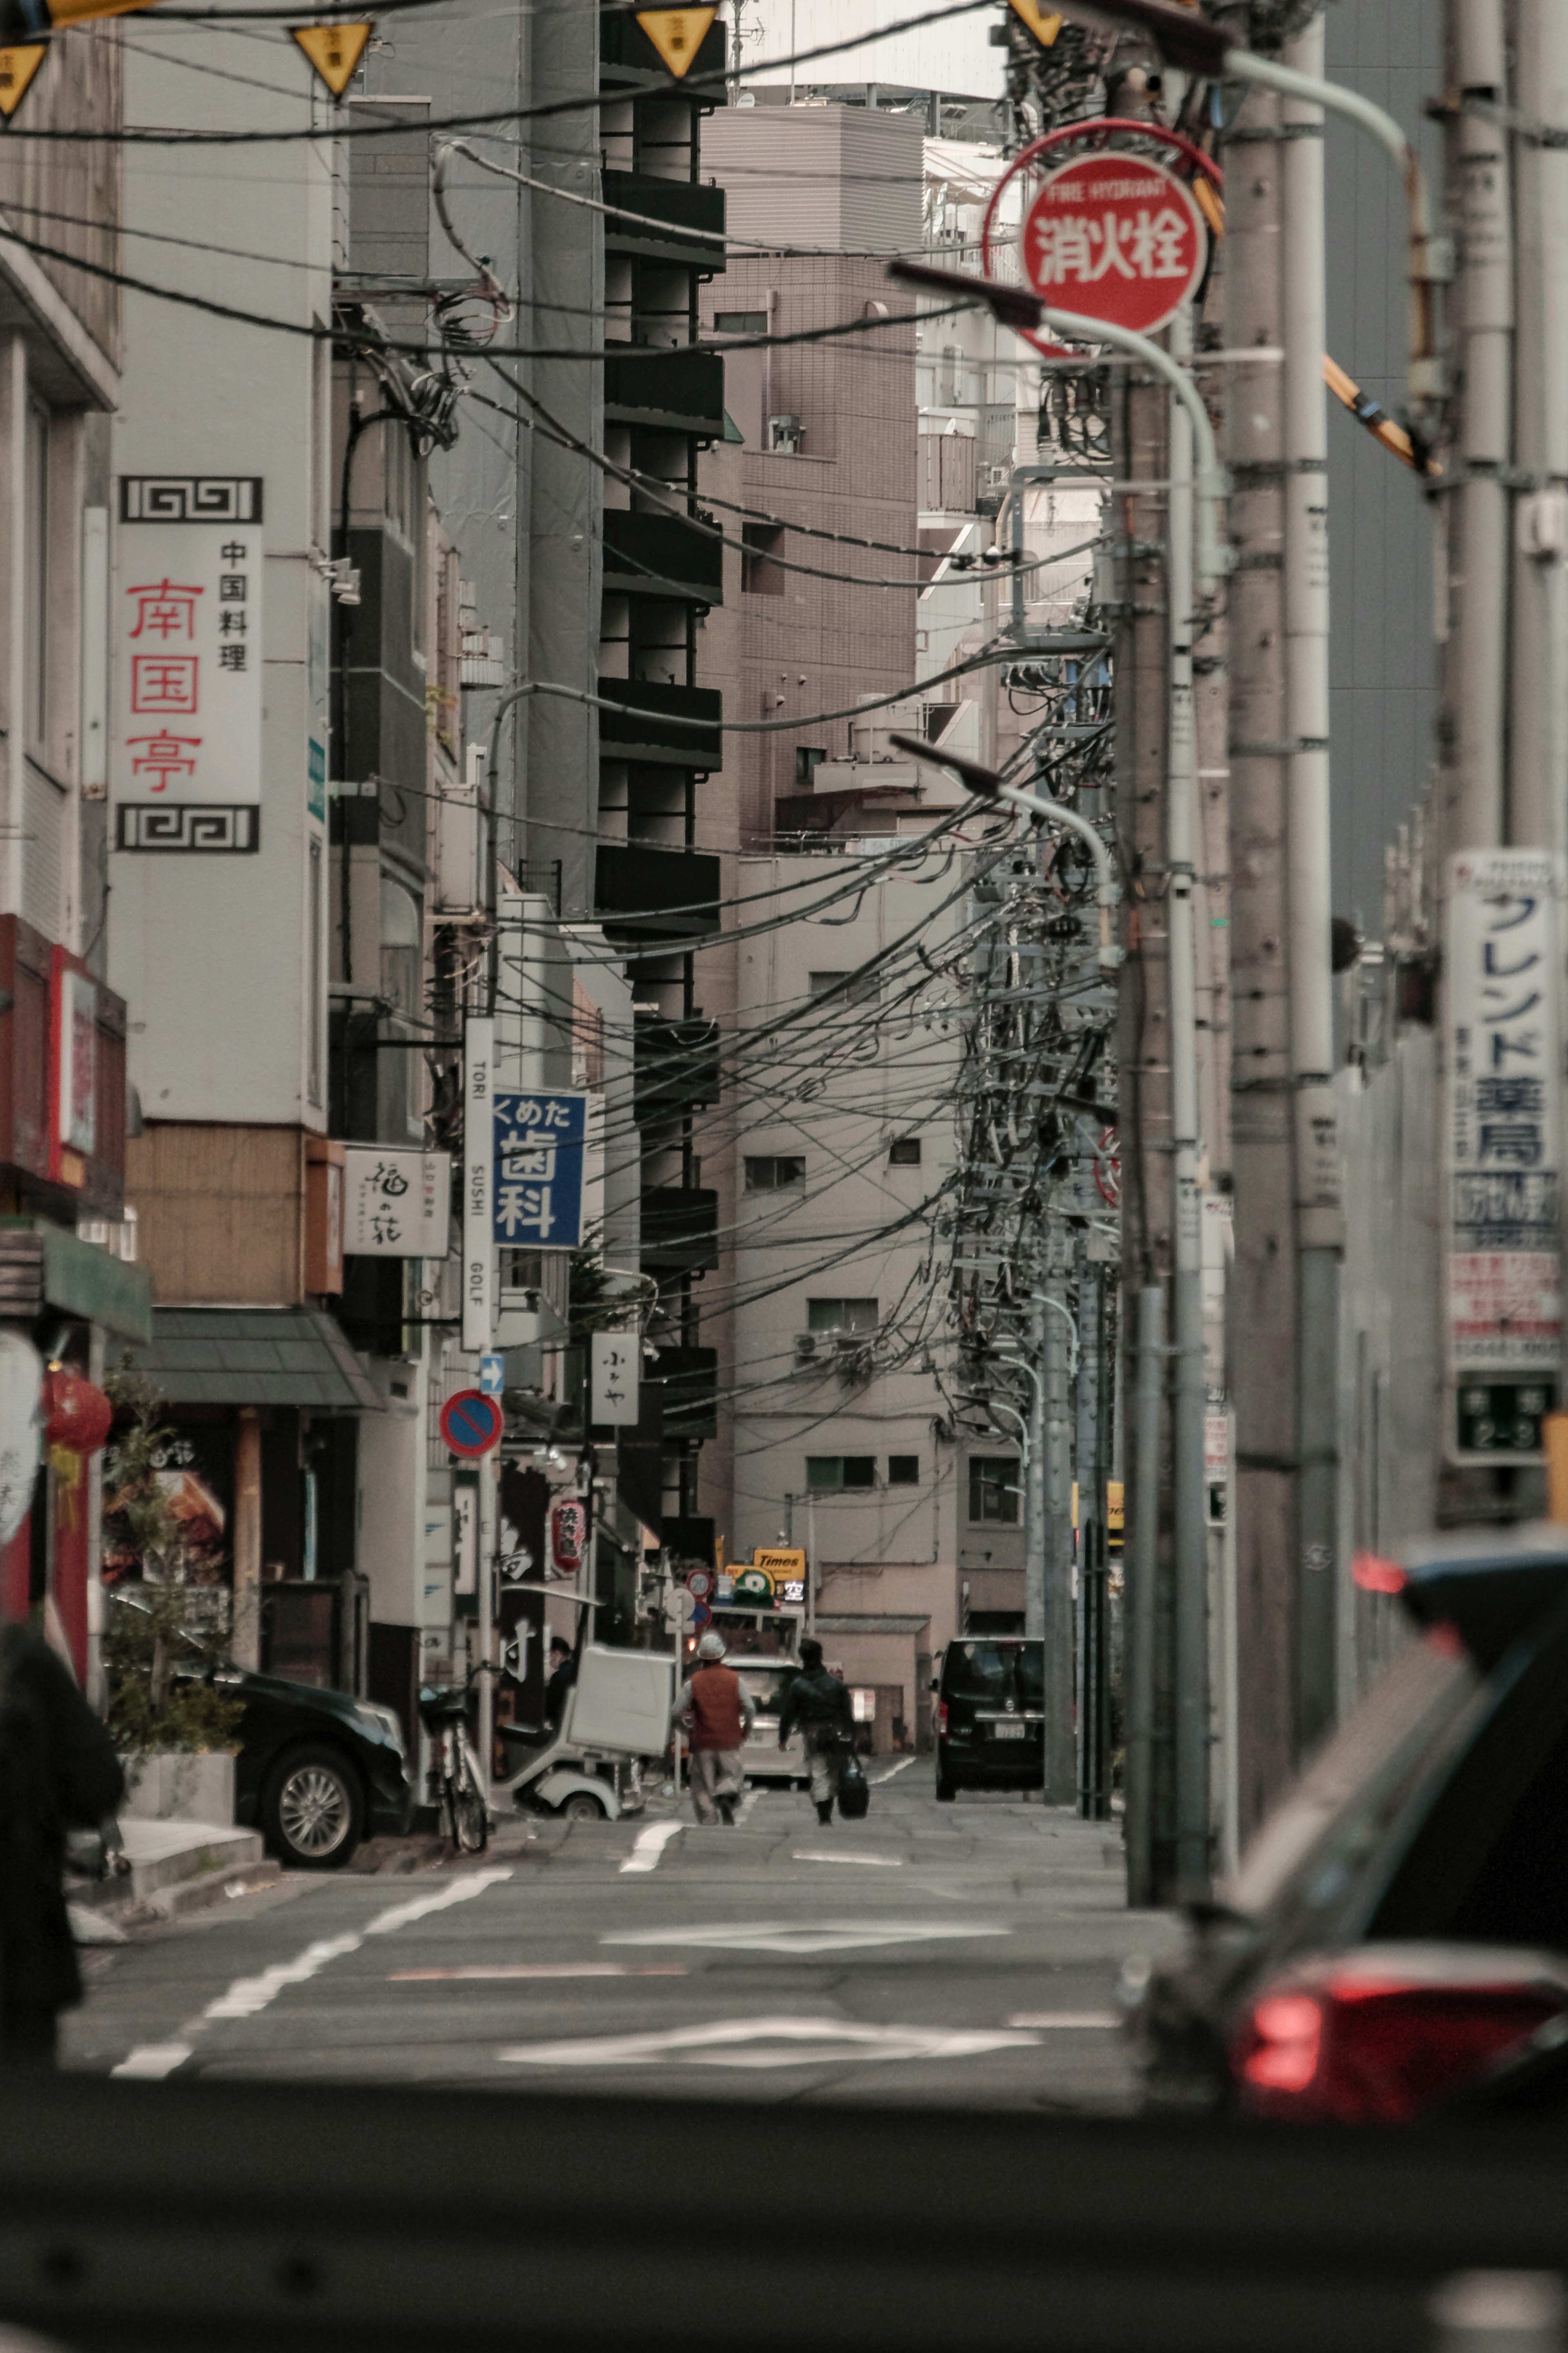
[{"x1": 66, "y1": 1774, "x2": 1178, "y2": 2112}]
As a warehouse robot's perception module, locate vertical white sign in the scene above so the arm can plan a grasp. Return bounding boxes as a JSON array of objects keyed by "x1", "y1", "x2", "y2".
[
  {"x1": 111, "y1": 479, "x2": 265, "y2": 853},
  {"x1": 591, "y1": 1330, "x2": 641, "y2": 1426},
  {"x1": 462, "y1": 1018, "x2": 495, "y2": 1353},
  {"x1": 1446, "y1": 849, "x2": 1564, "y2": 1463}
]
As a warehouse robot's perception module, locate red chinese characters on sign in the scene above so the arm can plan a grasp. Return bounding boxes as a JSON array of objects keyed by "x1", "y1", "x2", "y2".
[
  {"x1": 125, "y1": 734, "x2": 201, "y2": 793},
  {"x1": 1020, "y1": 155, "x2": 1205, "y2": 336},
  {"x1": 131, "y1": 655, "x2": 198, "y2": 714},
  {"x1": 127, "y1": 578, "x2": 203, "y2": 640}
]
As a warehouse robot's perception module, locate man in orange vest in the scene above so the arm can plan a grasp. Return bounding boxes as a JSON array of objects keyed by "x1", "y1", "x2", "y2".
[{"x1": 676, "y1": 1630, "x2": 755, "y2": 1826}]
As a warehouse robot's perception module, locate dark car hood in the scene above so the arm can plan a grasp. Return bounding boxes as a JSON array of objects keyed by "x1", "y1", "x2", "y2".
[
  {"x1": 225, "y1": 1666, "x2": 363, "y2": 1722},
  {"x1": 1395, "y1": 1527, "x2": 1568, "y2": 1669}
]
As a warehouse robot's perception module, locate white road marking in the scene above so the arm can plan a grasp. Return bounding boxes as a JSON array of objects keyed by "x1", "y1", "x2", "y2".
[
  {"x1": 1007, "y1": 2010, "x2": 1120, "y2": 2029},
  {"x1": 202, "y1": 1869, "x2": 515, "y2": 2023},
  {"x1": 604, "y1": 1920, "x2": 1010, "y2": 1956},
  {"x1": 110, "y1": 2042, "x2": 193, "y2": 2079},
  {"x1": 872, "y1": 1756, "x2": 919, "y2": 1785},
  {"x1": 499, "y1": 2016, "x2": 1041, "y2": 2069},
  {"x1": 791, "y1": 1851, "x2": 903, "y2": 1867},
  {"x1": 619, "y1": 1820, "x2": 683, "y2": 1874},
  {"x1": 389, "y1": 1963, "x2": 687, "y2": 1982},
  {"x1": 735, "y1": 1789, "x2": 761, "y2": 1823}
]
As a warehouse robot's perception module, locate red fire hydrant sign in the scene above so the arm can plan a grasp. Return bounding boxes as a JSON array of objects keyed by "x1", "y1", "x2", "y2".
[{"x1": 1019, "y1": 153, "x2": 1206, "y2": 335}]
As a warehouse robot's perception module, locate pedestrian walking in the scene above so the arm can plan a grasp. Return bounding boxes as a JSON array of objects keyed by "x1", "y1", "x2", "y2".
[
  {"x1": 0, "y1": 1617, "x2": 125, "y2": 2069},
  {"x1": 676, "y1": 1630, "x2": 755, "y2": 1825},
  {"x1": 544, "y1": 1636, "x2": 577, "y2": 1728},
  {"x1": 778, "y1": 1638, "x2": 853, "y2": 1825}
]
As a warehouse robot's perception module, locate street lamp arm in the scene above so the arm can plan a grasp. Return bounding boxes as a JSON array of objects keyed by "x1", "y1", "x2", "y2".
[{"x1": 887, "y1": 734, "x2": 1122, "y2": 976}]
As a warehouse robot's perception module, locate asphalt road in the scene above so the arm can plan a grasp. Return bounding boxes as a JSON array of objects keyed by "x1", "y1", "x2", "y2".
[{"x1": 66, "y1": 1767, "x2": 1180, "y2": 2111}]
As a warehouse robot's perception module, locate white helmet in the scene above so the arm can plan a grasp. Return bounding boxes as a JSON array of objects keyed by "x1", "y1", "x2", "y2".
[{"x1": 697, "y1": 1630, "x2": 726, "y2": 1660}]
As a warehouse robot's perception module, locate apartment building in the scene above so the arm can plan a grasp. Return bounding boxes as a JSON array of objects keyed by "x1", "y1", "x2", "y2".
[{"x1": 0, "y1": 26, "x2": 152, "y2": 1686}]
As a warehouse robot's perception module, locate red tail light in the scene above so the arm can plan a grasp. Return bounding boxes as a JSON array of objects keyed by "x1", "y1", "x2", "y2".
[
  {"x1": 1232, "y1": 1947, "x2": 1568, "y2": 2124},
  {"x1": 936, "y1": 1702, "x2": 949, "y2": 1737}
]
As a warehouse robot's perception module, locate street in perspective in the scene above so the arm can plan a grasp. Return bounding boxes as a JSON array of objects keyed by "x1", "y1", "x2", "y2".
[{"x1": 7, "y1": 0, "x2": 1568, "y2": 2343}]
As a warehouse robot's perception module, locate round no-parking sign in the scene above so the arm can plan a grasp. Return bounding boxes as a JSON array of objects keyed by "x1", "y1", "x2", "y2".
[{"x1": 440, "y1": 1389, "x2": 504, "y2": 1458}]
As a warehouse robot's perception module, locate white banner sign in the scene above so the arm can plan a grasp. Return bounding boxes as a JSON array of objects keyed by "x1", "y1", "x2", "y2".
[
  {"x1": 112, "y1": 481, "x2": 264, "y2": 852},
  {"x1": 1446, "y1": 849, "x2": 1564, "y2": 1463},
  {"x1": 462, "y1": 1019, "x2": 495, "y2": 1353},
  {"x1": 591, "y1": 1331, "x2": 641, "y2": 1426},
  {"x1": 343, "y1": 1148, "x2": 452, "y2": 1258}
]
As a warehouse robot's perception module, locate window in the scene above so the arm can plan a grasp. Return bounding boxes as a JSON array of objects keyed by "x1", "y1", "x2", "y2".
[
  {"x1": 809, "y1": 969, "x2": 880, "y2": 1005},
  {"x1": 807, "y1": 1298, "x2": 878, "y2": 1333},
  {"x1": 969, "y1": 1456, "x2": 1021, "y2": 1524},
  {"x1": 807, "y1": 1456, "x2": 876, "y2": 1491},
  {"x1": 745, "y1": 1155, "x2": 805, "y2": 1191},
  {"x1": 940, "y1": 344, "x2": 964, "y2": 404},
  {"x1": 24, "y1": 397, "x2": 47, "y2": 747},
  {"x1": 713, "y1": 310, "x2": 768, "y2": 333},
  {"x1": 889, "y1": 1137, "x2": 922, "y2": 1166},
  {"x1": 741, "y1": 521, "x2": 785, "y2": 594},
  {"x1": 888, "y1": 1456, "x2": 919, "y2": 1485},
  {"x1": 795, "y1": 746, "x2": 826, "y2": 787}
]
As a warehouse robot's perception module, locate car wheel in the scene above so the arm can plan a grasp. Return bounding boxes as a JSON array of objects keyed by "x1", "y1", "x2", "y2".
[
  {"x1": 558, "y1": 1790, "x2": 608, "y2": 1822},
  {"x1": 935, "y1": 1777, "x2": 956, "y2": 1802},
  {"x1": 263, "y1": 1744, "x2": 363, "y2": 1869}
]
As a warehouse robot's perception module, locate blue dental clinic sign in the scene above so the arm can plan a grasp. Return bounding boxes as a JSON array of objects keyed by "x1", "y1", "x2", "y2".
[{"x1": 493, "y1": 1090, "x2": 587, "y2": 1251}]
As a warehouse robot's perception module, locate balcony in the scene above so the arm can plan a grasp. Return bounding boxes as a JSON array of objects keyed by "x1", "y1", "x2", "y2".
[
  {"x1": 600, "y1": 7, "x2": 727, "y2": 89},
  {"x1": 599, "y1": 677, "x2": 722, "y2": 769},
  {"x1": 639, "y1": 1187, "x2": 719, "y2": 1273},
  {"x1": 652, "y1": 1345, "x2": 718, "y2": 1439},
  {"x1": 595, "y1": 843, "x2": 720, "y2": 939},
  {"x1": 604, "y1": 345, "x2": 726, "y2": 438},
  {"x1": 601, "y1": 509, "x2": 724, "y2": 605},
  {"x1": 634, "y1": 1016, "x2": 722, "y2": 1123},
  {"x1": 604, "y1": 171, "x2": 725, "y2": 269}
]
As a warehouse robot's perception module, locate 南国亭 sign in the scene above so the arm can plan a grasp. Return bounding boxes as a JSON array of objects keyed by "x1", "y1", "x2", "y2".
[
  {"x1": 111, "y1": 477, "x2": 265, "y2": 854},
  {"x1": 493, "y1": 1090, "x2": 587, "y2": 1252},
  {"x1": 1446, "y1": 849, "x2": 1564, "y2": 1463},
  {"x1": 343, "y1": 1146, "x2": 451, "y2": 1258},
  {"x1": 1019, "y1": 153, "x2": 1206, "y2": 337}
]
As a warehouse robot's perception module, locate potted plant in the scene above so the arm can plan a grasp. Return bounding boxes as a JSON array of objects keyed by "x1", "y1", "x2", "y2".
[{"x1": 100, "y1": 1372, "x2": 243, "y2": 1824}]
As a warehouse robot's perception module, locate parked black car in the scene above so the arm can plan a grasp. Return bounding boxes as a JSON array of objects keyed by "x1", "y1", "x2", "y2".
[
  {"x1": 1129, "y1": 1530, "x2": 1568, "y2": 2121},
  {"x1": 111, "y1": 1595, "x2": 413, "y2": 1869},
  {"x1": 215, "y1": 1660, "x2": 413, "y2": 1869},
  {"x1": 934, "y1": 1636, "x2": 1045, "y2": 1799}
]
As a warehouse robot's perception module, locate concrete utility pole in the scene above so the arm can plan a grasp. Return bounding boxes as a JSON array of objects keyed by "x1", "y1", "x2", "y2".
[
  {"x1": 1041, "y1": 1263, "x2": 1075, "y2": 1804},
  {"x1": 1281, "y1": 14, "x2": 1341, "y2": 1759},
  {"x1": 1510, "y1": 0, "x2": 1568, "y2": 856},
  {"x1": 1117, "y1": 344, "x2": 1176, "y2": 1894},
  {"x1": 1225, "y1": 82, "x2": 1297, "y2": 1841},
  {"x1": 1445, "y1": 0, "x2": 1511, "y2": 856},
  {"x1": 1166, "y1": 299, "x2": 1209, "y2": 1895},
  {"x1": 1075, "y1": 1234, "x2": 1110, "y2": 1819}
]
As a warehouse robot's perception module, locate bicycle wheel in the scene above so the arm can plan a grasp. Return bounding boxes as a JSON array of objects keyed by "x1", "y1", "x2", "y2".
[{"x1": 452, "y1": 1746, "x2": 489, "y2": 1854}]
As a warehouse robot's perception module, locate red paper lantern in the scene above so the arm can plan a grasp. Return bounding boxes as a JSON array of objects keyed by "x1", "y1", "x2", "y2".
[{"x1": 42, "y1": 1364, "x2": 114, "y2": 1458}]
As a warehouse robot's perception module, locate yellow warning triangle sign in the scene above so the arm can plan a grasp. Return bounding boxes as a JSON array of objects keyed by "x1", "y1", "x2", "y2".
[
  {"x1": 0, "y1": 45, "x2": 47, "y2": 122},
  {"x1": 290, "y1": 21, "x2": 373, "y2": 98},
  {"x1": 634, "y1": 7, "x2": 716, "y2": 78},
  {"x1": 1006, "y1": 0, "x2": 1062, "y2": 47}
]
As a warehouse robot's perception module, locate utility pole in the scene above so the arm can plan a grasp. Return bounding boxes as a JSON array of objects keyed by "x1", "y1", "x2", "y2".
[
  {"x1": 1282, "y1": 14, "x2": 1342, "y2": 1758},
  {"x1": 1041, "y1": 1260, "x2": 1075, "y2": 1804},
  {"x1": 1075, "y1": 1233, "x2": 1109, "y2": 1819},
  {"x1": 1117, "y1": 337, "x2": 1176, "y2": 1892},
  {"x1": 1225, "y1": 81, "x2": 1296, "y2": 1841},
  {"x1": 1511, "y1": 0, "x2": 1568, "y2": 859},
  {"x1": 1166, "y1": 298, "x2": 1209, "y2": 1895},
  {"x1": 1023, "y1": 1291, "x2": 1047, "y2": 1646}
]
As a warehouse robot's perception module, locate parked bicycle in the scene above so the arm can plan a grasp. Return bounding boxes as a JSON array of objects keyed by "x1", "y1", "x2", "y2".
[{"x1": 417, "y1": 1666, "x2": 492, "y2": 1854}]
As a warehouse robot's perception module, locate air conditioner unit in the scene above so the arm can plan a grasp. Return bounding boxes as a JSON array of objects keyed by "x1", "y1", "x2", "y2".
[
  {"x1": 768, "y1": 414, "x2": 802, "y2": 455},
  {"x1": 794, "y1": 1332, "x2": 817, "y2": 1360}
]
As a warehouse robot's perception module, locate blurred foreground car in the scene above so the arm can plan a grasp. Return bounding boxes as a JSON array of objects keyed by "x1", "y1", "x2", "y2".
[{"x1": 1131, "y1": 1530, "x2": 1568, "y2": 2121}]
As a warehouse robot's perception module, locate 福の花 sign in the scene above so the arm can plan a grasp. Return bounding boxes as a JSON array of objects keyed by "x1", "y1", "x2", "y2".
[{"x1": 1019, "y1": 153, "x2": 1206, "y2": 336}]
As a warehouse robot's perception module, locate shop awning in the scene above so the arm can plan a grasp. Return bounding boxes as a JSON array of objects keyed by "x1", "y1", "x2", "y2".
[{"x1": 125, "y1": 1308, "x2": 383, "y2": 1411}]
